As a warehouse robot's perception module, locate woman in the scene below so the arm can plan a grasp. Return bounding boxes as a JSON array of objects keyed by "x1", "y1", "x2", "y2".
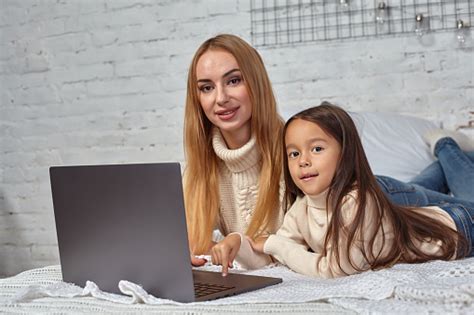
[{"x1": 183, "y1": 34, "x2": 286, "y2": 271}]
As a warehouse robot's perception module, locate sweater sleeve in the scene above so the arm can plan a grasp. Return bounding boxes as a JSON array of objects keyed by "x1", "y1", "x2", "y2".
[
  {"x1": 229, "y1": 198, "x2": 306, "y2": 269},
  {"x1": 230, "y1": 232, "x2": 272, "y2": 269},
  {"x1": 266, "y1": 197, "x2": 308, "y2": 245},
  {"x1": 264, "y1": 194, "x2": 372, "y2": 278}
]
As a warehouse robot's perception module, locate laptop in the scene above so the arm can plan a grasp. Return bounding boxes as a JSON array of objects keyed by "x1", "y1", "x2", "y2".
[{"x1": 49, "y1": 163, "x2": 282, "y2": 302}]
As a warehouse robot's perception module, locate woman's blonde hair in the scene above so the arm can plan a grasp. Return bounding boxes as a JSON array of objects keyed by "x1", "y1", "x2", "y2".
[{"x1": 184, "y1": 34, "x2": 284, "y2": 254}]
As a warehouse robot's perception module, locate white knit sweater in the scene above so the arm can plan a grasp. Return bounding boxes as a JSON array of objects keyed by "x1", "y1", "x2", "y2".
[
  {"x1": 212, "y1": 128, "x2": 284, "y2": 235},
  {"x1": 263, "y1": 190, "x2": 457, "y2": 278}
]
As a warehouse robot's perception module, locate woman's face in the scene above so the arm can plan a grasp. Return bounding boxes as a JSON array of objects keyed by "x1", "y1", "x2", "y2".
[{"x1": 196, "y1": 49, "x2": 252, "y2": 149}]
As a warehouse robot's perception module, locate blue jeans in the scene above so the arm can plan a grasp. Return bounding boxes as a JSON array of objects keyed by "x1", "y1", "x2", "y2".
[
  {"x1": 408, "y1": 137, "x2": 474, "y2": 201},
  {"x1": 376, "y1": 175, "x2": 474, "y2": 257},
  {"x1": 376, "y1": 137, "x2": 474, "y2": 257}
]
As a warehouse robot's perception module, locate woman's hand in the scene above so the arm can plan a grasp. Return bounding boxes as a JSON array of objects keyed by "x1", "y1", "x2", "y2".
[
  {"x1": 210, "y1": 233, "x2": 241, "y2": 276},
  {"x1": 249, "y1": 236, "x2": 268, "y2": 253},
  {"x1": 190, "y1": 255, "x2": 207, "y2": 267},
  {"x1": 189, "y1": 241, "x2": 216, "y2": 267}
]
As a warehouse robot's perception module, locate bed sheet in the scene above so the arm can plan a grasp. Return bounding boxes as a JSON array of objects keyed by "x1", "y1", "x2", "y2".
[{"x1": 1, "y1": 257, "x2": 473, "y2": 314}]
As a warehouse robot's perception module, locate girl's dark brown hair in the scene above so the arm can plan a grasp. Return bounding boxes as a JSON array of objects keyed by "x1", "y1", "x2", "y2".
[{"x1": 283, "y1": 102, "x2": 468, "y2": 273}]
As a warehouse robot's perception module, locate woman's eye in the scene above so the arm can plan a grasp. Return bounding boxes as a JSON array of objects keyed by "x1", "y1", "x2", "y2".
[
  {"x1": 228, "y1": 77, "x2": 241, "y2": 85},
  {"x1": 199, "y1": 85, "x2": 213, "y2": 93},
  {"x1": 311, "y1": 146, "x2": 323, "y2": 153},
  {"x1": 288, "y1": 151, "x2": 299, "y2": 158}
]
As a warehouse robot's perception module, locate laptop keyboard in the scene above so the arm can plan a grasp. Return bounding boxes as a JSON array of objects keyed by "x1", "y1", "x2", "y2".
[{"x1": 194, "y1": 282, "x2": 235, "y2": 298}]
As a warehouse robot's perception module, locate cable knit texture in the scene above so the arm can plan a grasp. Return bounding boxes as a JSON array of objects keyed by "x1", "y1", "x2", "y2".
[
  {"x1": 212, "y1": 128, "x2": 284, "y2": 237},
  {"x1": 3, "y1": 259, "x2": 474, "y2": 314}
]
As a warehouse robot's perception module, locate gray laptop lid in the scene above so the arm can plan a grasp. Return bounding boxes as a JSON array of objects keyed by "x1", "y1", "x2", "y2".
[
  {"x1": 50, "y1": 163, "x2": 282, "y2": 303},
  {"x1": 50, "y1": 163, "x2": 195, "y2": 302}
]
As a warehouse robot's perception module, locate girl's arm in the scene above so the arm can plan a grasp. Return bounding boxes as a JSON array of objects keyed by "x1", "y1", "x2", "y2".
[
  {"x1": 232, "y1": 233, "x2": 272, "y2": 268},
  {"x1": 211, "y1": 232, "x2": 273, "y2": 275},
  {"x1": 260, "y1": 199, "x2": 317, "y2": 275},
  {"x1": 264, "y1": 194, "x2": 372, "y2": 278},
  {"x1": 264, "y1": 233, "x2": 367, "y2": 278},
  {"x1": 210, "y1": 200, "x2": 300, "y2": 275}
]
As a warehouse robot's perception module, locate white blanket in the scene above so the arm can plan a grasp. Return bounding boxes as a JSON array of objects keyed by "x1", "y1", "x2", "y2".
[{"x1": 4, "y1": 257, "x2": 474, "y2": 313}]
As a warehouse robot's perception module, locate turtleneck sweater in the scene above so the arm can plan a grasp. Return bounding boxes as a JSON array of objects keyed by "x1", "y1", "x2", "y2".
[
  {"x1": 212, "y1": 128, "x2": 284, "y2": 236},
  {"x1": 212, "y1": 128, "x2": 285, "y2": 269},
  {"x1": 263, "y1": 189, "x2": 456, "y2": 278}
]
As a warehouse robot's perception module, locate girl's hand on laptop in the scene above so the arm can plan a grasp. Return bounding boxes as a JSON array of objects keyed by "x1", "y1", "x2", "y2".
[
  {"x1": 249, "y1": 236, "x2": 268, "y2": 253},
  {"x1": 210, "y1": 234, "x2": 241, "y2": 277}
]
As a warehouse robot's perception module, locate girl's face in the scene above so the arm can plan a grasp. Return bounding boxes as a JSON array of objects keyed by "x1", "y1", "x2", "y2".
[
  {"x1": 285, "y1": 119, "x2": 341, "y2": 197},
  {"x1": 196, "y1": 49, "x2": 252, "y2": 149}
]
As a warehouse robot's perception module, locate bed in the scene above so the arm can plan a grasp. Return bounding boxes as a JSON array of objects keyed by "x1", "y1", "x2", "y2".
[
  {"x1": 1, "y1": 112, "x2": 473, "y2": 314},
  {"x1": 1, "y1": 258, "x2": 473, "y2": 314}
]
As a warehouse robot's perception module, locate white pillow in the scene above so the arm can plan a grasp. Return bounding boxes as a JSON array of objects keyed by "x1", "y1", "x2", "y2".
[{"x1": 350, "y1": 112, "x2": 438, "y2": 182}]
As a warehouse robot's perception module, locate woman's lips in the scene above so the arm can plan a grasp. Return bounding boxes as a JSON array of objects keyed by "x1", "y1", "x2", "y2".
[{"x1": 216, "y1": 108, "x2": 238, "y2": 121}]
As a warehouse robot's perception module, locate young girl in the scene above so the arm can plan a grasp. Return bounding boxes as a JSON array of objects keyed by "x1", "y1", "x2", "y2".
[
  {"x1": 249, "y1": 102, "x2": 473, "y2": 278},
  {"x1": 183, "y1": 34, "x2": 285, "y2": 270}
]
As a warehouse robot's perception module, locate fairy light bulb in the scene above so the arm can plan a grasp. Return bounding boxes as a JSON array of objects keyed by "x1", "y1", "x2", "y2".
[
  {"x1": 456, "y1": 19, "x2": 467, "y2": 45},
  {"x1": 339, "y1": 0, "x2": 349, "y2": 5},
  {"x1": 415, "y1": 14, "x2": 425, "y2": 37},
  {"x1": 339, "y1": 0, "x2": 350, "y2": 8},
  {"x1": 376, "y1": 2, "x2": 387, "y2": 24}
]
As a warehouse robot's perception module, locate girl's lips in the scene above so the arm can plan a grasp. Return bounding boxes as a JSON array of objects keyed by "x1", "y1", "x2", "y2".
[
  {"x1": 216, "y1": 108, "x2": 238, "y2": 121},
  {"x1": 300, "y1": 173, "x2": 318, "y2": 181}
]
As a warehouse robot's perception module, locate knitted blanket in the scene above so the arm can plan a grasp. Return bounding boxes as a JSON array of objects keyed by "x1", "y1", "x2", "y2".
[{"x1": 1, "y1": 257, "x2": 473, "y2": 314}]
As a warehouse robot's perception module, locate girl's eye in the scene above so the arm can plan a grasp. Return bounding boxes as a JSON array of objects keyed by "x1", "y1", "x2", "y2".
[
  {"x1": 288, "y1": 151, "x2": 299, "y2": 159},
  {"x1": 199, "y1": 85, "x2": 213, "y2": 93},
  {"x1": 311, "y1": 146, "x2": 323, "y2": 153},
  {"x1": 228, "y1": 77, "x2": 241, "y2": 86}
]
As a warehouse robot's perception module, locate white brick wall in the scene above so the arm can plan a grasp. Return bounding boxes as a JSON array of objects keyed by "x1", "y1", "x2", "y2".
[{"x1": 0, "y1": 0, "x2": 472, "y2": 277}]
